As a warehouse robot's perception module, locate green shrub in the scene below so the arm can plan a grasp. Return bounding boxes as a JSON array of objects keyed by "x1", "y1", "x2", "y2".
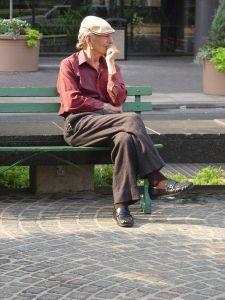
[
  {"x1": 164, "y1": 172, "x2": 189, "y2": 183},
  {"x1": 192, "y1": 166, "x2": 225, "y2": 185},
  {"x1": 26, "y1": 28, "x2": 41, "y2": 47},
  {"x1": 0, "y1": 166, "x2": 29, "y2": 189},
  {"x1": 195, "y1": 43, "x2": 214, "y2": 63},
  {"x1": 209, "y1": 0, "x2": 225, "y2": 45},
  {"x1": 62, "y1": 8, "x2": 90, "y2": 48},
  {"x1": 0, "y1": 18, "x2": 29, "y2": 35},
  {"x1": 210, "y1": 47, "x2": 225, "y2": 72},
  {"x1": 1, "y1": 165, "x2": 225, "y2": 189},
  {"x1": 35, "y1": 19, "x2": 66, "y2": 35},
  {"x1": 94, "y1": 165, "x2": 225, "y2": 187},
  {"x1": 94, "y1": 165, "x2": 114, "y2": 187},
  {"x1": 0, "y1": 18, "x2": 41, "y2": 47},
  {"x1": 196, "y1": 0, "x2": 225, "y2": 63}
]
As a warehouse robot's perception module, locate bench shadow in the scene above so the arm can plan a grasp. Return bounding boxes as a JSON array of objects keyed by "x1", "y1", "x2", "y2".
[
  {"x1": 131, "y1": 190, "x2": 225, "y2": 228},
  {"x1": 0, "y1": 189, "x2": 225, "y2": 230}
]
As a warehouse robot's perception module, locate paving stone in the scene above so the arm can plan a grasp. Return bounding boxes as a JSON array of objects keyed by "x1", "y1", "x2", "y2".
[
  {"x1": 36, "y1": 294, "x2": 62, "y2": 300},
  {"x1": 196, "y1": 288, "x2": 224, "y2": 297},
  {"x1": 156, "y1": 290, "x2": 180, "y2": 298},
  {"x1": 78, "y1": 285, "x2": 103, "y2": 293},
  {"x1": 126, "y1": 288, "x2": 152, "y2": 298},
  {"x1": 216, "y1": 285, "x2": 225, "y2": 292},
  {"x1": 19, "y1": 276, "x2": 41, "y2": 284},
  {"x1": 47, "y1": 285, "x2": 74, "y2": 295},
  {"x1": 0, "y1": 286, "x2": 23, "y2": 296},
  {"x1": 182, "y1": 294, "x2": 209, "y2": 300},
  {"x1": 185, "y1": 281, "x2": 211, "y2": 290},
  {"x1": 23, "y1": 286, "x2": 46, "y2": 294},
  {"x1": 93, "y1": 280, "x2": 113, "y2": 288},
  {"x1": 6, "y1": 282, "x2": 30, "y2": 289},
  {"x1": 20, "y1": 265, "x2": 44, "y2": 272},
  {"x1": 216, "y1": 296, "x2": 225, "y2": 300},
  {"x1": 63, "y1": 278, "x2": 90, "y2": 287},
  {"x1": 169, "y1": 286, "x2": 193, "y2": 294},
  {"x1": 0, "y1": 275, "x2": 14, "y2": 282},
  {"x1": 66, "y1": 291, "x2": 92, "y2": 299},
  {"x1": 83, "y1": 274, "x2": 104, "y2": 282},
  {"x1": 95, "y1": 290, "x2": 119, "y2": 299},
  {"x1": 16, "y1": 293, "x2": 36, "y2": 300},
  {"x1": 12, "y1": 295, "x2": 35, "y2": 300}
]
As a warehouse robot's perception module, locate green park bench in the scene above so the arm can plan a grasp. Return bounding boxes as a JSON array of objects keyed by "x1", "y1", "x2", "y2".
[{"x1": 0, "y1": 86, "x2": 163, "y2": 213}]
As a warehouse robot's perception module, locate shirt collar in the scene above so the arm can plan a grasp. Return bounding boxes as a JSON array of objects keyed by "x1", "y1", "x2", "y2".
[
  {"x1": 78, "y1": 50, "x2": 107, "y2": 68},
  {"x1": 78, "y1": 50, "x2": 88, "y2": 66}
]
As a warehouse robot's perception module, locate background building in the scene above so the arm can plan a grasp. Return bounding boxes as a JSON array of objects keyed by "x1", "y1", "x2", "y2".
[{"x1": 0, "y1": 0, "x2": 219, "y2": 57}]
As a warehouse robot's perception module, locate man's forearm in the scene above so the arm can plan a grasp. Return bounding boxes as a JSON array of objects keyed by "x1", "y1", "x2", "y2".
[
  {"x1": 106, "y1": 60, "x2": 117, "y2": 97},
  {"x1": 106, "y1": 60, "x2": 116, "y2": 75}
]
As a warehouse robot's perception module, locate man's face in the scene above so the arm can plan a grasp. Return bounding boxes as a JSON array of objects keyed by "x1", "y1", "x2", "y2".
[{"x1": 89, "y1": 33, "x2": 114, "y2": 56}]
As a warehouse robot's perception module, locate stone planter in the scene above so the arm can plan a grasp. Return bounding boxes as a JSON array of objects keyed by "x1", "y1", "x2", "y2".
[
  {"x1": 203, "y1": 60, "x2": 225, "y2": 96},
  {"x1": 0, "y1": 35, "x2": 40, "y2": 72}
]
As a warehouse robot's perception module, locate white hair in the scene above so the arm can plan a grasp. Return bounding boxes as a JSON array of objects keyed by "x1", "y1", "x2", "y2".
[{"x1": 76, "y1": 29, "x2": 92, "y2": 50}]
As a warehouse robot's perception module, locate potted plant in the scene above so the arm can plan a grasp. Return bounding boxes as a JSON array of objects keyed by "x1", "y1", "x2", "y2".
[
  {"x1": 196, "y1": 0, "x2": 225, "y2": 96},
  {"x1": 0, "y1": 18, "x2": 42, "y2": 71}
]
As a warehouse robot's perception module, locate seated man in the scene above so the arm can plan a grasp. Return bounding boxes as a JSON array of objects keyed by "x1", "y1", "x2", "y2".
[{"x1": 57, "y1": 16, "x2": 193, "y2": 228}]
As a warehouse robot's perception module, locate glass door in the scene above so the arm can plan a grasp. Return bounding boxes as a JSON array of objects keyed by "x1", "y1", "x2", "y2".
[{"x1": 125, "y1": 0, "x2": 195, "y2": 55}]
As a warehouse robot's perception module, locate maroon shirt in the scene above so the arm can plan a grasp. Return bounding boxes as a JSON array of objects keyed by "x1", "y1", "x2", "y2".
[{"x1": 57, "y1": 50, "x2": 127, "y2": 118}]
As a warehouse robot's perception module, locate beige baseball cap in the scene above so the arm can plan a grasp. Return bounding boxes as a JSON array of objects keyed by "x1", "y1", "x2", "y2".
[{"x1": 79, "y1": 16, "x2": 115, "y2": 35}]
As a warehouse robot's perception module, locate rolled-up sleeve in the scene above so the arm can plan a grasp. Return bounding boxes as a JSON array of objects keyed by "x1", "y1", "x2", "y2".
[
  {"x1": 57, "y1": 60, "x2": 104, "y2": 117},
  {"x1": 106, "y1": 65, "x2": 127, "y2": 106}
]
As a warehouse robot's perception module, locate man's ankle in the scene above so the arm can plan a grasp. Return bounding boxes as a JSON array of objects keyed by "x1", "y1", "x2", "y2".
[
  {"x1": 148, "y1": 171, "x2": 167, "y2": 188},
  {"x1": 114, "y1": 203, "x2": 128, "y2": 210}
]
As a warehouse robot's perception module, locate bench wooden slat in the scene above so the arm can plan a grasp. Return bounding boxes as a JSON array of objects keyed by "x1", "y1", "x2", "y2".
[
  {"x1": 127, "y1": 86, "x2": 152, "y2": 96},
  {"x1": 0, "y1": 101, "x2": 152, "y2": 113},
  {"x1": 0, "y1": 103, "x2": 59, "y2": 113},
  {"x1": 0, "y1": 86, "x2": 152, "y2": 97},
  {"x1": 124, "y1": 102, "x2": 152, "y2": 112},
  {"x1": 0, "y1": 87, "x2": 58, "y2": 97}
]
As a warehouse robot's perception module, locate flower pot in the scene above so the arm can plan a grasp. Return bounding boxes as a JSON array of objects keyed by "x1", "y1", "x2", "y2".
[
  {"x1": 203, "y1": 60, "x2": 225, "y2": 96},
  {"x1": 0, "y1": 35, "x2": 40, "y2": 72}
]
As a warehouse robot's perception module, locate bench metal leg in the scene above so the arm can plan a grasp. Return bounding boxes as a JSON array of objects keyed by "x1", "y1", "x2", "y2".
[
  {"x1": 44, "y1": 153, "x2": 84, "y2": 171},
  {"x1": 140, "y1": 179, "x2": 152, "y2": 214},
  {"x1": 0, "y1": 153, "x2": 40, "y2": 176},
  {"x1": 0, "y1": 152, "x2": 83, "y2": 177}
]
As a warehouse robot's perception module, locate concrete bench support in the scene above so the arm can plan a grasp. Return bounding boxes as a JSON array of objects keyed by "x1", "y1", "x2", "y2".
[{"x1": 30, "y1": 165, "x2": 94, "y2": 194}]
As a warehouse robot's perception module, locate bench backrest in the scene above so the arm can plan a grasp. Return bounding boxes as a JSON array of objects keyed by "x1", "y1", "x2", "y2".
[{"x1": 0, "y1": 86, "x2": 152, "y2": 114}]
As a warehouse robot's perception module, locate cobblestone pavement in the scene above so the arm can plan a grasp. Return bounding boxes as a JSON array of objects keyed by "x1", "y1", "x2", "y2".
[{"x1": 0, "y1": 191, "x2": 225, "y2": 300}]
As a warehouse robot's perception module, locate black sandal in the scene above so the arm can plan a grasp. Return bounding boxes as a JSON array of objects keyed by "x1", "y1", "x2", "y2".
[
  {"x1": 149, "y1": 179, "x2": 193, "y2": 200},
  {"x1": 113, "y1": 207, "x2": 134, "y2": 227}
]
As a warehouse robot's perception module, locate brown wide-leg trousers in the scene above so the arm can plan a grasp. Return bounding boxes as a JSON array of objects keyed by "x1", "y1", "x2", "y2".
[{"x1": 64, "y1": 110, "x2": 165, "y2": 205}]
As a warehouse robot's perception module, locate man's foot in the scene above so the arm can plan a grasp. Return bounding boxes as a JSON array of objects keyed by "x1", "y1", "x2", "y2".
[
  {"x1": 149, "y1": 179, "x2": 193, "y2": 200},
  {"x1": 113, "y1": 207, "x2": 134, "y2": 227}
]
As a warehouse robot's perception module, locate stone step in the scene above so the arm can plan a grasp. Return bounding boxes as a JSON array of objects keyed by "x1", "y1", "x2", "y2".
[{"x1": 162, "y1": 163, "x2": 225, "y2": 178}]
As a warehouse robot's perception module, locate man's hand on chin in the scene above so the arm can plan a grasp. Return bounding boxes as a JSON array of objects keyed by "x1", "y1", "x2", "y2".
[
  {"x1": 106, "y1": 45, "x2": 120, "y2": 75},
  {"x1": 106, "y1": 45, "x2": 120, "y2": 63}
]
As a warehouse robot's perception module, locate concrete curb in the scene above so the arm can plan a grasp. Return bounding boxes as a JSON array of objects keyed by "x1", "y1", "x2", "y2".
[
  {"x1": 152, "y1": 102, "x2": 225, "y2": 110},
  {"x1": 39, "y1": 64, "x2": 59, "y2": 70}
]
